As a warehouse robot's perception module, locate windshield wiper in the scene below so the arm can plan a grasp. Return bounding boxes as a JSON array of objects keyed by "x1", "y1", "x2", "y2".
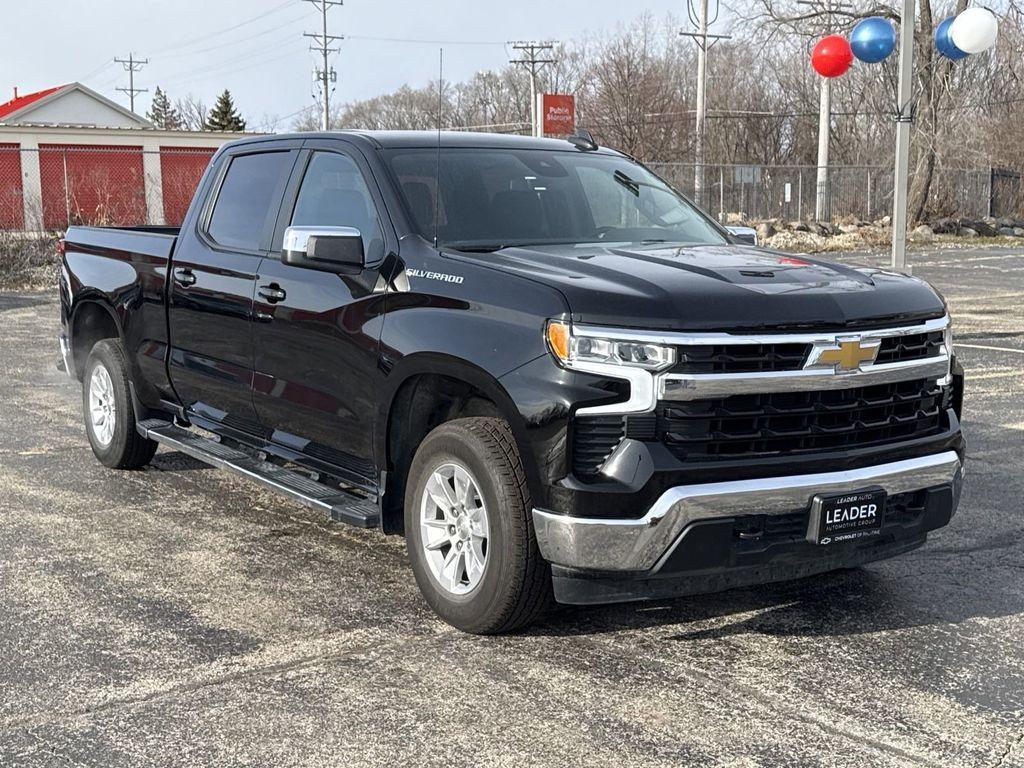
[
  {"x1": 445, "y1": 243, "x2": 510, "y2": 253},
  {"x1": 613, "y1": 170, "x2": 677, "y2": 198},
  {"x1": 613, "y1": 170, "x2": 641, "y2": 197}
]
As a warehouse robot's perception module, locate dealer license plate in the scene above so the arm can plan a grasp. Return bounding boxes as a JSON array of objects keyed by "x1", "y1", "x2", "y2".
[{"x1": 807, "y1": 488, "x2": 886, "y2": 545}]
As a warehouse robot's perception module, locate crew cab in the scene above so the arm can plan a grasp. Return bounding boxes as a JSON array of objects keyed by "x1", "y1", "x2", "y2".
[{"x1": 58, "y1": 131, "x2": 965, "y2": 633}]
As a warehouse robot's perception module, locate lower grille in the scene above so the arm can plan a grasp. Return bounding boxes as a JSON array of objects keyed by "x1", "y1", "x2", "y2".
[
  {"x1": 571, "y1": 416, "x2": 624, "y2": 480},
  {"x1": 733, "y1": 489, "x2": 929, "y2": 547},
  {"x1": 643, "y1": 378, "x2": 950, "y2": 462}
]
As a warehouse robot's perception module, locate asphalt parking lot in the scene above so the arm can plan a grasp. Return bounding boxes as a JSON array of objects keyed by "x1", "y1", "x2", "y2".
[{"x1": 1, "y1": 246, "x2": 1022, "y2": 768}]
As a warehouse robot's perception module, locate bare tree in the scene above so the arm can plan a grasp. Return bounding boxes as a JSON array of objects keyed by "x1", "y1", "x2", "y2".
[
  {"x1": 175, "y1": 94, "x2": 209, "y2": 132},
  {"x1": 289, "y1": 9, "x2": 1024, "y2": 221}
]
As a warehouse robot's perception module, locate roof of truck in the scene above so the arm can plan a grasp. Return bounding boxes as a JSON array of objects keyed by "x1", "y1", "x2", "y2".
[{"x1": 246, "y1": 130, "x2": 625, "y2": 155}]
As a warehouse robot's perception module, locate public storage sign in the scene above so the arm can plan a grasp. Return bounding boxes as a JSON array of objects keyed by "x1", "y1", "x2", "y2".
[{"x1": 541, "y1": 94, "x2": 575, "y2": 136}]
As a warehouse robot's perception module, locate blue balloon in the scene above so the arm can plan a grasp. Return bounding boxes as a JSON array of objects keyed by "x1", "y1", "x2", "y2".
[
  {"x1": 935, "y1": 16, "x2": 968, "y2": 60},
  {"x1": 850, "y1": 16, "x2": 896, "y2": 63}
]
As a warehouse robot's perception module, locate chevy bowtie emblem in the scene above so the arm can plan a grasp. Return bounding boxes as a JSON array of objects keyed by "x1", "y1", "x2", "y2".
[{"x1": 806, "y1": 337, "x2": 880, "y2": 373}]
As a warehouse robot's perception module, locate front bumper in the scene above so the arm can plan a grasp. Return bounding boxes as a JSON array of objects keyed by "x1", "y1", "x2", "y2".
[{"x1": 533, "y1": 450, "x2": 962, "y2": 586}]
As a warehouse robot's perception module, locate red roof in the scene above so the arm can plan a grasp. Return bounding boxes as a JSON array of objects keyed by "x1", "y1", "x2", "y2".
[{"x1": 0, "y1": 84, "x2": 67, "y2": 120}]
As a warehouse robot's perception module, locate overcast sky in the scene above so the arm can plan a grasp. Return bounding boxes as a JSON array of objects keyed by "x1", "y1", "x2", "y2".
[{"x1": 5, "y1": 0, "x2": 688, "y2": 130}]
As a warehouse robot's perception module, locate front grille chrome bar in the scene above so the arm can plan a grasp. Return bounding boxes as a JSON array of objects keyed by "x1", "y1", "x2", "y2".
[
  {"x1": 660, "y1": 355, "x2": 950, "y2": 401},
  {"x1": 575, "y1": 315, "x2": 950, "y2": 414},
  {"x1": 573, "y1": 315, "x2": 950, "y2": 347}
]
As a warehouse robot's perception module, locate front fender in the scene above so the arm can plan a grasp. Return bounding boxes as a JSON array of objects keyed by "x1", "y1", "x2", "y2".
[{"x1": 375, "y1": 353, "x2": 542, "y2": 494}]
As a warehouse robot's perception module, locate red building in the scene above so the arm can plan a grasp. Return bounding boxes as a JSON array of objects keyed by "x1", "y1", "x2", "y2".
[{"x1": 0, "y1": 82, "x2": 250, "y2": 230}]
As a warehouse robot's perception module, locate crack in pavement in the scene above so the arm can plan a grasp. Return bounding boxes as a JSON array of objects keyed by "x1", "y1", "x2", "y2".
[
  {"x1": 0, "y1": 637, "x2": 400, "y2": 734},
  {"x1": 992, "y1": 729, "x2": 1024, "y2": 768}
]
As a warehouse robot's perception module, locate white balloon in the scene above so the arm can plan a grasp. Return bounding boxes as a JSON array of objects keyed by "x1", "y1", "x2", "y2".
[{"x1": 950, "y1": 7, "x2": 999, "y2": 54}]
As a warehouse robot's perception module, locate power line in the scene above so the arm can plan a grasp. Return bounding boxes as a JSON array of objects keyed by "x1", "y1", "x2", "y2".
[
  {"x1": 155, "y1": 40, "x2": 306, "y2": 91},
  {"x1": 304, "y1": 0, "x2": 344, "y2": 131},
  {"x1": 267, "y1": 104, "x2": 317, "y2": 129},
  {"x1": 150, "y1": 0, "x2": 298, "y2": 55},
  {"x1": 509, "y1": 40, "x2": 556, "y2": 137},
  {"x1": 79, "y1": 58, "x2": 116, "y2": 84},
  {"x1": 346, "y1": 34, "x2": 505, "y2": 46},
  {"x1": 114, "y1": 53, "x2": 148, "y2": 113},
  {"x1": 157, "y1": 14, "x2": 308, "y2": 60}
]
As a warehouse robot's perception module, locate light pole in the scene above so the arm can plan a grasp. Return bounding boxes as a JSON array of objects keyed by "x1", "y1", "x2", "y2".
[
  {"x1": 890, "y1": 0, "x2": 916, "y2": 272},
  {"x1": 800, "y1": 0, "x2": 851, "y2": 222},
  {"x1": 681, "y1": 0, "x2": 730, "y2": 209}
]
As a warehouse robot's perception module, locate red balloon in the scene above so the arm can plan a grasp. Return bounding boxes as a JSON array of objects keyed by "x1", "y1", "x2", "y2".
[{"x1": 811, "y1": 35, "x2": 854, "y2": 77}]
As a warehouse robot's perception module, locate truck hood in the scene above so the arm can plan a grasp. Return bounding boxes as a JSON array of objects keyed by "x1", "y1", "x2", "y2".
[{"x1": 458, "y1": 243, "x2": 946, "y2": 331}]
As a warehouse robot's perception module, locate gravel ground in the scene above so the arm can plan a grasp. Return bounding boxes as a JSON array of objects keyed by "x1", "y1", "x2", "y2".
[{"x1": 0, "y1": 246, "x2": 1022, "y2": 768}]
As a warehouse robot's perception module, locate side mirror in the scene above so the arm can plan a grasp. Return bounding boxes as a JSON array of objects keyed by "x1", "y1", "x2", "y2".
[
  {"x1": 725, "y1": 225, "x2": 758, "y2": 246},
  {"x1": 282, "y1": 226, "x2": 365, "y2": 274}
]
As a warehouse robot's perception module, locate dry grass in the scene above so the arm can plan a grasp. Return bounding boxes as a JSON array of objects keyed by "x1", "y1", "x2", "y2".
[
  {"x1": 763, "y1": 226, "x2": 1024, "y2": 254},
  {"x1": 0, "y1": 231, "x2": 60, "y2": 291}
]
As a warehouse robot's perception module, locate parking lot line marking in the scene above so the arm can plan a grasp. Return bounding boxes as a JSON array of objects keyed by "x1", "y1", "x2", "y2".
[
  {"x1": 966, "y1": 370, "x2": 1019, "y2": 380},
  {"x1": 953, "y1": 292, "x2": 1024, "y2": 302},
  {"x1": 957, "y1": 343, "x2": 1024, "y2": 355}
]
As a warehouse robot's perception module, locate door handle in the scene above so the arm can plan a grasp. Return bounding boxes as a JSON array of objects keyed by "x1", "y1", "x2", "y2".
[
  {"x1": 173, "y1": 267, "x2": 196, "y2": 287},
  {"x1": 258, "y1": 284, "x2": 287, "y2": 303}
]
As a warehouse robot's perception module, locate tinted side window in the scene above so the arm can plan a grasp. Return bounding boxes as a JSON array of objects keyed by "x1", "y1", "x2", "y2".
[
  {"x1": 207, "y1": 151, "x2": 291, "y2": 251},
  {"x1": 291, "y1": 152, "x2": 384, "y2": 260}
]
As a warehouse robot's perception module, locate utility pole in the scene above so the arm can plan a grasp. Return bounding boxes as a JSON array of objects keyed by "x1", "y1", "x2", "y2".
[
  {"x1": 304, "y1": 0, "x2": 344, "y2": 131},
  {"x1": 681, "y1": 0, "x2": 730, "y2": 209},
  {"x1": 890, "y1": 0, "x2": 915, "y2": 272},
  {"x1": 509, "y1": 41, "x2": 556, "y2": 137},
  {"x1": 799, "y1": 0, "x2": 850, "y2": 222},
  {"x1": 114, "y1": 54, "x2": 148, "y2": 114}
]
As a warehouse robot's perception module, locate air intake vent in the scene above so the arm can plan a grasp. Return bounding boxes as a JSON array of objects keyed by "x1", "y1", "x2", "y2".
[{"x1": 571, "y1": 416, "x2": 625, "y2": 480}]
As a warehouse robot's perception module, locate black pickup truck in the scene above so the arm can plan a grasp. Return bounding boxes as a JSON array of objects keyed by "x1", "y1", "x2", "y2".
[{"x1": 58, "y1": 131, "x2": 965, "y2": 633}]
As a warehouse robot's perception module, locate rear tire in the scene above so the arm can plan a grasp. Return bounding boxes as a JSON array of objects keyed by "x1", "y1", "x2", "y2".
[
  {"x1": 82, "y1": 339, "x2": 157, "y2": 469},
  {"x1": 405, "y1": 417, "x2": 551, "y2": 634}
]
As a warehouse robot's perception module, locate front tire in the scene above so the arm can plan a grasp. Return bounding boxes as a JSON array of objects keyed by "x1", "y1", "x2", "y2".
[
  {"x1": 405, "y1": 417, "x2": 551, "y2": 634},
  {"x1": 82, "y1": 339, "x2": 157, "y2": 469}
]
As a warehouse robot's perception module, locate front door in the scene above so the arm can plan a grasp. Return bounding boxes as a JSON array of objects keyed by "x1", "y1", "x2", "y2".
[
  {"x1": 168, "y1": 146, "x2": 297, "y2": 433},
  {"x1": 251, "y1": 144, "x2": 396, "y2": 487}
]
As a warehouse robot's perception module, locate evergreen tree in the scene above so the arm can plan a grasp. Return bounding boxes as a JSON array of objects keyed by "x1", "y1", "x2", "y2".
[
  {"x1": 147, "y1": 87, "x2": 182, "y2": 130},
  {"x1": 204, "y1": 90, "x2": 246, "y2": 131}
]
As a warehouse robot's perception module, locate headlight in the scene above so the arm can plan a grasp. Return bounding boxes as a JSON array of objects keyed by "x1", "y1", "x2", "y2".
[
  {"x1": 944, "y1": 323, "x2": 954, "y2": 354},
  {"x1": 546, "y1": 320, "x2": 676, "y2": 371}
]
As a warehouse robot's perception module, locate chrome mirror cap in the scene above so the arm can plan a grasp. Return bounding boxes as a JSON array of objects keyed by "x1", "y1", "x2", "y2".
[
  {"x1": 283, "y1": 225, "x2": 362, "y2": 256},
  {"x1": 725, "y1": 225, "x2": 758, "y2": 246}
]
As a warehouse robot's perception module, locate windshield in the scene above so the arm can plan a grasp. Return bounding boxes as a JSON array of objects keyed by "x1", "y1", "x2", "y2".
[{"x1": 385, "y1": 147, "x2": 727, "y2": 251}]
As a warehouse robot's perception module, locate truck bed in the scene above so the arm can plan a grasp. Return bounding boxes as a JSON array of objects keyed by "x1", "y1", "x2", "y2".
[{"x1": 64, "y1": 225, "x2": 180, "y2": 262}]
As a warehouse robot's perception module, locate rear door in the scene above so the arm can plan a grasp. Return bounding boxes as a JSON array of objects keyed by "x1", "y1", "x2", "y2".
[
  {"x1": 251, "y1": 141, "x2": 396, "y2": 488},
  {"x1": 168, "y1": 144, "x2": 298, "y2": 433}
]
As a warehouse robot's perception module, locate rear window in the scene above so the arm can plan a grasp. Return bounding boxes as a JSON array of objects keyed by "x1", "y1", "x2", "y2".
[{"x1": 207, "y1": 151, "x2": 291, "y2": 251}]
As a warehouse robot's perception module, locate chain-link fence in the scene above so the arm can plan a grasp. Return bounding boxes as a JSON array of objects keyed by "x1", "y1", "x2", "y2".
[
  {"x1": 0, "y1": 145, "x2": 1020, "y2": 231},
  {"x1": 0, "y1": 145, "x2": 217, "y2": 232},
  {"x1": 649, "y1": 162, "x2": 1020, "y2": 223}
]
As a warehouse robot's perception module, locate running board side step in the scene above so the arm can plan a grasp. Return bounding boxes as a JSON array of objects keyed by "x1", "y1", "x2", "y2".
[{"x1": 138, "y1": 419, "x2": 380, "y2": 528}]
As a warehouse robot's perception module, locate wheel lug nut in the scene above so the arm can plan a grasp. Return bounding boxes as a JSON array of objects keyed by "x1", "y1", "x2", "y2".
[{"x1": 448, "y1": 525, "x2": 455, "y2": 535}]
